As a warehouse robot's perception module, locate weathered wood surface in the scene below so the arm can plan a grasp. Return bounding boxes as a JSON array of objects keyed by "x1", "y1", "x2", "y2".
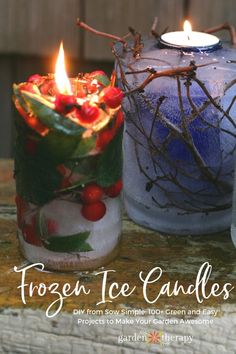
[
  {"x1": 0, "y1": 0, "x2": 184, "y2": 60},
  {"x1": 1, "y1": 0, "x2": 236, "y2": 60},
  {"x1": 0, "y1": 159, "x2": 236, "y2": 353},
  {"x1": 0, "y1": 306, "x2": 236, "y2": 354},
  {"x1": 84, "y1": 0, "x2": 184, "y2": 60},
  {"x1": 0, "y1": 59, "x2": 14, "y2": 158},
  {"x1": 0, "y1": 0, "x2": 82, "y2": 57},
  {"x1": 189, "y1": 0, "x2": 236, "y2": 39},
  {"x1": 0, "y1": 160, "x2": 15, "y2": 205}
]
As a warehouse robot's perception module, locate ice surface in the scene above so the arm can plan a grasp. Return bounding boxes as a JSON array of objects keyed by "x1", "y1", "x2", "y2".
[{"x1": 19, "y1": 197, "x2": 122, "y2": 264}]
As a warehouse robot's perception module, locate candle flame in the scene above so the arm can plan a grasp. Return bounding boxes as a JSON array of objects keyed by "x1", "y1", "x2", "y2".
[
  {"x1": 184, "y1": 20, "x2": 192, "y2": 40},
  {"x1": 184, "y1": 20, "x2": 192, "y2": 33},
  {"x1": 55, "y1": 42, "x2": 72, "y2": 94}
]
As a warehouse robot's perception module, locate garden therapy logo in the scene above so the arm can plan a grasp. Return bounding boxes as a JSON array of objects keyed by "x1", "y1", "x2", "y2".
[{"x1": 117, "y1": 331, "x2": 193, "y2": 346}]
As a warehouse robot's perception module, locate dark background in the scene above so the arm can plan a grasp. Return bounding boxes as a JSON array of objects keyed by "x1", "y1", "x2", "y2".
[{"x1": 1, "y1": 0, "x2": 236, "y2": 157}]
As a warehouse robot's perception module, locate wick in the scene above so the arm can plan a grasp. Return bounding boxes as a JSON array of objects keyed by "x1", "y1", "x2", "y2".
[{"x1": 187, "y1": 35, "x2": 190, "y2": 40}]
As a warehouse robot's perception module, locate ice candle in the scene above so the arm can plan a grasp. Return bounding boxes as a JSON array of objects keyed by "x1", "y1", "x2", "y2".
[
  {"x1": 116, "y1": 21, "x2": 236, "y2": 235},
  {"x1": 13, "y1": 42, "x2": 124, "y2": 271}
]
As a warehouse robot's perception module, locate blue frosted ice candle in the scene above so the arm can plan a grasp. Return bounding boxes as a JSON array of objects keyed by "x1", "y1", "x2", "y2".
[
  {"x1": 231, "y1": 168, "x2": 236, "y2": 247},
  {"x1": 117, "y1": 21, "x2": 236, "y2": 235}
]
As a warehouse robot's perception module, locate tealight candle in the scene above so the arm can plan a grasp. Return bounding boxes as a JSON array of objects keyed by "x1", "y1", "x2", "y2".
[
  {"x1": 159, "y1": 20, "x2": 221, "y2": 51},
  {"x1": 13, "y1": 42, "x2": 124, "y2": 271}
]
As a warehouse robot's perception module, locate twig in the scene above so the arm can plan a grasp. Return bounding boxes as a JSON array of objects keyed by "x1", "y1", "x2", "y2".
[
  {"x1": 204, "y1": 22, "x2": 236, "y2": 45},
  {"x1": 129, "y1": 26, "x2": 144, "y2": 58},
  {"x1": 122, "y1": 32, "x2": 132, "y2": 40},
  {"x1": 150, "y1": 96, "x2": 167, "y2": 139},
  {"x1": 125, "y1": 61, "x2": 215, "y2": 94},
  {"x1": 192, "y1": 76, "x2": 236, "y2": 128},
  {"x1": 125, "y1": 67, "x2": 156, "y2": 75},
  {"x1": 76, "y1": 18, "x2": 127, "y2": 45},
  {"x1": 224, "y1": 78, "x2": 236, "y2": 93},
  {"x1": 176, "y1": 77, "x2": 223, "y2": 191},
  {"x1": 112, "y1": 46, "x2": 130, "y2": 89},
  {"x1": 151, "y1": 17, "x2": 159, "y2": 38},
  {"x1": 161, "y1": 26, "x2": 169, "y2": 35}
]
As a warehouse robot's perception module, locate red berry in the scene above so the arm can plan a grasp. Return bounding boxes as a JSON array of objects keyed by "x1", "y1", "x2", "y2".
[
  {"x1": 96, "y1": 129, "x2": 114, "y2": 151},
  {"x1": 28, "y1": 74, "x2": 43, "y2": 85},
  {"x1": 40, "y1": 80, "x2": 56, "y2": 96},
  {"x1": 77, "y1": 102, "x2": 100, "y2": 124},
  {"x1": 22, "y1": 216, "x2": 42, "y2": 246},
  {"x1": 102, "y1": 87, "x2": 124, "y2": 108},
  {"x1": 47, "y1": 219, "x2": 58, "y2": 236},
  {"x1": 104, "y1": 180, "x2": 122, "y2": 198},
  {"x1": 81, "y1": 201, "x2": 106, "y2": 221},
  {"x1": 54, "y1": 94, "x2": 76, "y2": 115},
  {"x1": 89, "y1": 70, "x2": 106, "y2": 77},
  {"x1": 25, "y1": 138, "x2": 37, "y2": 155},
  {"x1": 81, "y1": 183, "x2": 103, "y2": 204}
]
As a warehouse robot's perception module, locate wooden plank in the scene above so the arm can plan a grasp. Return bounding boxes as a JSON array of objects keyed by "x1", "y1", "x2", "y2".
[
  {"x1": 0, "y1": 160, "x2": 15, "y2": 204},
  {"x1": 188, "y1": 0, "x2": 236, "y2": 40},
  {"x1": 0, "y1": 307, "x2": 236, "y2": 353},
  {"x1": 0, "y1": 60, "x2": 14, "y2": 158},
  {"x1": 0, "y1": 0, "x2": 81, "y2": 58},
  {"x1": 84, "y1": 0, "x2": 185, "y2": 61}
]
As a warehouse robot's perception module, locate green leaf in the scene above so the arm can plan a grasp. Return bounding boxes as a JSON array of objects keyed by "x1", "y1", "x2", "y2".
[
  {"x1": 59, "y1": 156, "x2": 98, "y2": 192},
  {"x1": 38, "y1": 131, "x2": 79, "y2": 163},
  {"x1": 66, "y1": 155, "x2": 98, "y2": 179},
  {"x1": 13, "y1": 84, "x2": 29, "y2": 112},
  {"x1": 70, "y1": 136, "x2": 96, "y2": 159},
  {"x1": 57, "y1": 176, "x2": 94, "y2": 193},
  {"x1": 22, "y1": 92, "x2": 85, "y2": 137},
  {"x1": 95, "y1": 75, "x2": 110, "y2": 87},
  {"x1": 43, "y1": 231, "x2": 93, "y2": 252},
  {"x1": 97, "y1": 127, "x2": 123, "y2": 187},
  {"x1": 15, "y1": 134, "x2": 61, "y2": 205},
  {"x1": 13, "y1": 85, "x2": 34, "y2": 130}
]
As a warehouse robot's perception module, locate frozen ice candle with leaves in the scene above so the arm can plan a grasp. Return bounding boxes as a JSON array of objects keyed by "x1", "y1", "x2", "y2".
[
  {"x1": 116, "y1": 21, "x2": 236, "y2": 234},
  {"x1": 13, "y1": 43, "x2": 124, "y2": 271}
]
